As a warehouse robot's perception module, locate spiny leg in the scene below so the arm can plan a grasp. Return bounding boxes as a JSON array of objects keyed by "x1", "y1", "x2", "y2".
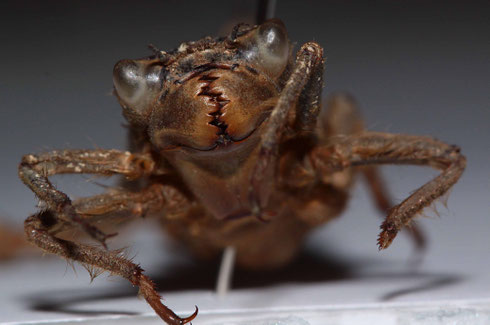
[
  {"x1": 309, "y1": 132, "x2": 466, "y2": 249},
  {"x1": 362, "y1": 166, "x2": 426, "y2": 250},
  {"x1": 72, "y1": 183, "x2": 189, "y2": 222},
  {"x1": 322, "y1": 93, "x2": 426, "y2": 250},
  {"x1": 19, "y1": 149, "x2": 197, "y2": 323},
  {"x1": 24, "y1": 184, "x2": 197, "y2": 324},
  {"x1": 249, "y1": 41, "x2": 324, "y2": 216},
  {"x1": 25, "y1": 212, "x2": 197, "y2": 324},
  {"x1": 19, "y1": 149, "x2": 156, "y2": 246},
  {"x1": 294, "y1": 45, "x2": 324, "y2": 132}
]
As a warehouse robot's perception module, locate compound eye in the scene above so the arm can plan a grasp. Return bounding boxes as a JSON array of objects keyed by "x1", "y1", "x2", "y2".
[
  {"x1": 242, "y1": 19, "x2": 290, "y2": 77},
  {"x1": 114, "y1": 60, "x2": 142, "y2": 105},
  {"x1": 257, "y1": 19, "x2": 289, "y2": 63},
  {"x1": 113, "y1": 59, "x2": 162, "y2": 121}
]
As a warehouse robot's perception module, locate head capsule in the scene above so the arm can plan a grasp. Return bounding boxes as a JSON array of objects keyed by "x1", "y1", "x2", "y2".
[
  {"x1": 113, "y1": 19, "x2": 291, "y2": 152},
  {"x1": 113, "y1": 19, "x2": 293, "y2": 220}
]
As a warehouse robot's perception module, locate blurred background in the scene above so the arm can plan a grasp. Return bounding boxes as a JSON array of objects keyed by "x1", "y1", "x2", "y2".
[{"x1": 0, "y1": 0, "x2": 489, "y2": 323}]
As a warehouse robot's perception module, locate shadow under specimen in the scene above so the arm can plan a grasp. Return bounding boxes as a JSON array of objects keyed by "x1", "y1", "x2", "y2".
[{"x1": 26, "y1": 248, "x2": 463, "y2": 317}]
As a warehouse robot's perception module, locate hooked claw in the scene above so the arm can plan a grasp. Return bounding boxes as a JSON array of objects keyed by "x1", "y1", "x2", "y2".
[{"x1": 179, "y1": 306, "x2": 198, "y2": 324}]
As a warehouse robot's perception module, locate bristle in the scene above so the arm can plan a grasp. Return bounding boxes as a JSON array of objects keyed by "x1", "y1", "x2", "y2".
[
  {"x1": 440, "y1": 189, "x2": 451, "y2": 210},
  {"x1": 82, "y1": 263, "x2": 105, "y2": 283},
  {"x1": 429, "y1": 203, "x2": 441, "y2": 218},
  {"x1": 64, "y1": 259, "x2": 77, "y2": 277}
]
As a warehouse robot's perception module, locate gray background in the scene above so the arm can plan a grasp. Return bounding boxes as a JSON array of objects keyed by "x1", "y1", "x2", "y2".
[
  {"x1": 0, "y1": 0, "x2": 489, "y2": 322},
  {"x1": 2, "y1": 0, "x2": 488, "y2": 229}
]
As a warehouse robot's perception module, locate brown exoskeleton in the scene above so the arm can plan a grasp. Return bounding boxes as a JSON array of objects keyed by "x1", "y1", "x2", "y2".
[{"x1": 19, "y1": 19, "x2": 466, "y2": 324}]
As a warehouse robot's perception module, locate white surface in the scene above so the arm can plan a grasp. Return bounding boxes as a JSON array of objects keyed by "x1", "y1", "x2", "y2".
[{"x1": 1, "y1": 177, "x2": 489, "y2": 324}]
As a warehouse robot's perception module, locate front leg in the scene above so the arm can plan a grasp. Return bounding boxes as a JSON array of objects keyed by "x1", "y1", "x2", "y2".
[
  {"x1": 19, "y1": 149, "x2": 198, "y2": 324},
  {"x1": 19, "y1": 149, "x2": 155, "y2": 246},
  {"x1": 25, "y1": 204, "x2": 197, "y2": 325},
  {"x1": 309, "y1": 132, "x2": 466, "y2": 249},
  {"x1": 249, "y1": 42, "x2": 324, "y2": 216}
]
